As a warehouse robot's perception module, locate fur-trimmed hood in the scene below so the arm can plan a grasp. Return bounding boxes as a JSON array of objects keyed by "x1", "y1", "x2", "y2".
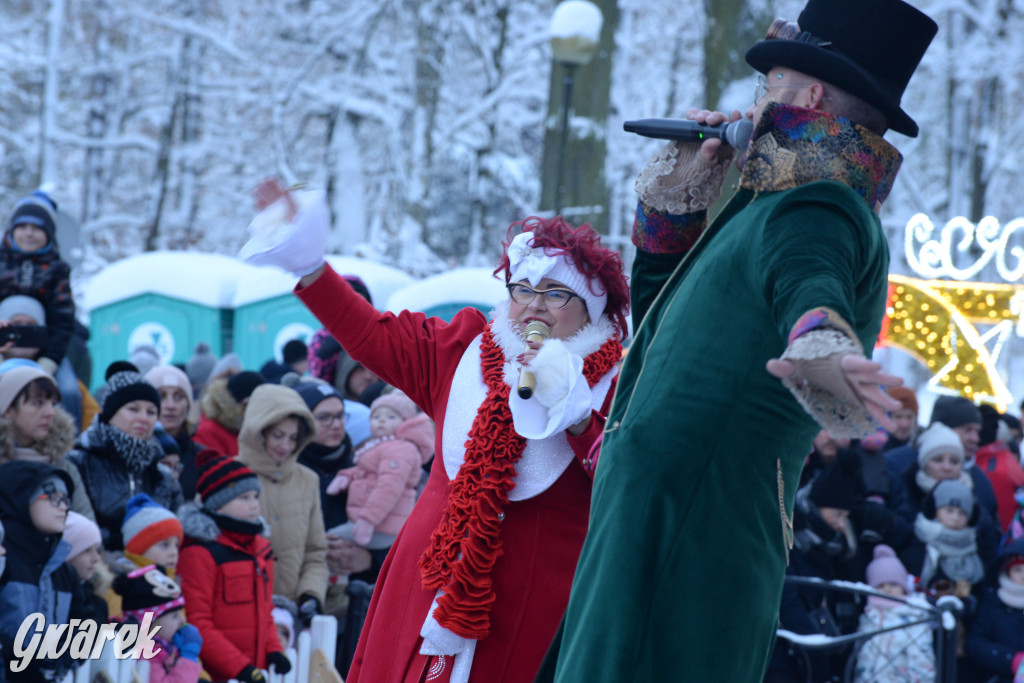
[
  {"x1": 237, "y1": 384, "x2": 316, "y2": 478},
  {"x1": 199, "y1": 376, "x2": 246, "y2": 433},
  {"x1": 0, "y1": 405, "x2": 76, "y2": 464},
  {"x1": 178, "y1": 502, "x2": 270, "y2": 542}
]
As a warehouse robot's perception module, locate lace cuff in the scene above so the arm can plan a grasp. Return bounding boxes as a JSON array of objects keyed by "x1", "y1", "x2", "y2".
[
  {"x1": 635, "y1": 140, "x2": 732, "y2": 215},
  {"x1": 779, "y1": 330, "x2": 876, "y2": 438}
]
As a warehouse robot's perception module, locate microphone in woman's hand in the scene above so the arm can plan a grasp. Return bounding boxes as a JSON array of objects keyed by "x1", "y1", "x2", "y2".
[{"x1": 517, "y1": 321, "x2": 551, "y2": 399}]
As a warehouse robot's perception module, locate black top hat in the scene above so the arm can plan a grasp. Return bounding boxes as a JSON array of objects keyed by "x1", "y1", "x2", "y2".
[{"x1": 745, "y1": 0, "x2": 937, "y2": 137}]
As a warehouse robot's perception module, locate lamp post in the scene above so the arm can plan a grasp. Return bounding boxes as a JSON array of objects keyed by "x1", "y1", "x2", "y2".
[{"x1": 549, "y1": 1, "x2": 602, "y2": 216}]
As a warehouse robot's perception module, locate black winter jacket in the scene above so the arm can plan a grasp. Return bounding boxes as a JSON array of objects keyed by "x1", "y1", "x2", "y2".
[
  {"x1": 0, "y1": 235, "x2": 74, "y2": 365},
  {"x1": 67, "y1": 423, "x2": 182, "y2": 551}
]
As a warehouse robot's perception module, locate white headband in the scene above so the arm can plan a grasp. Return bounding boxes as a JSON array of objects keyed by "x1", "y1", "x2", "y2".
[{"x1": 507, "y1": 232, "x2": 607, "y2": 324}]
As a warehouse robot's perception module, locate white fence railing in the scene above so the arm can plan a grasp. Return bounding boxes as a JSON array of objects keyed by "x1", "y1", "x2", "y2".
[{"x1": 61, "y1": 615, "x2": 339, "y2": 683}]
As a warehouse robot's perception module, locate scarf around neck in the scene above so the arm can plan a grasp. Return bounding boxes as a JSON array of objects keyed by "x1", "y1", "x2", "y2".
[
  {"x1": 915, "y1": 469, "x2": 972, "y2": 497},
  {"x1": 997, "y1": 572, "x2": 1024, "y2": 610},
  {"x1": 913, "y1": 513, "x2": 984, "y2": 585},
  {"x1": 95, "y1": 422, "x2": 162, "y2": 474},
  {"x1": 417, "y1": 313, "x2": 621, "y2": 640}
]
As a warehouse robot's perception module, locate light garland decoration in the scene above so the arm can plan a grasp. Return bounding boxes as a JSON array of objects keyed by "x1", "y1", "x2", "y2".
[
  {"x1": 905, "y1": 213, "x2": 1024, "y2": 281},
  {"x1": 883, "y1": 213, "x2": 1024, "y2": 411},
  {"x1": 879, "y1": 275, "x2": 1014, "y2": 408}
]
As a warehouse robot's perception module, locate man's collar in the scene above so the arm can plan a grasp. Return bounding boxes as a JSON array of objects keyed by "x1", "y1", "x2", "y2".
[{"x1": 739, "y1": 102, "x2": 902, "y2": 211}]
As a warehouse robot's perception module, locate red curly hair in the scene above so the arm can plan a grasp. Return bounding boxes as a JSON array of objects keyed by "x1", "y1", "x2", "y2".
[{"x1": 494, "y1": 216, "x2": 630, "y2": 339}]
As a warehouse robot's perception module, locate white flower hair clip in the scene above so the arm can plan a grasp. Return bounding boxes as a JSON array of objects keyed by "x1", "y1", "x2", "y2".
[{"x1": 508, "y1": 232, "x2": 558, "y2": 286}]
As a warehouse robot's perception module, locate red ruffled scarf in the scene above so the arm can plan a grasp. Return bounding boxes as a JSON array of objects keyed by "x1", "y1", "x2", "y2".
[{"x1": 418, "y1": 325, "x2": 622, "y2": 639}]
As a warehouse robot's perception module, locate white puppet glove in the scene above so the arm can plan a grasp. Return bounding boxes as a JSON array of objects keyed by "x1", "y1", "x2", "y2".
[
  {"x1": 239, "y1": 189, "x2": 329, "y2": 277},
  {"x1": 510, "y1": 339, "x2": 592, "y2": 440}
]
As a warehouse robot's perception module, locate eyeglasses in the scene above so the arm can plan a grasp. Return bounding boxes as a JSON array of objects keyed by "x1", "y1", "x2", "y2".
[
  {"x1": 507, "y1": 283, "x2": 581, "y2": 310},
  {"x1": 35, "y1": 490, "x2": 70, "y2": 509},
  {"x1": 313, "y1": 412, "x2": 347, "y2": 426},
  {"x1": 753, "y1": 73, "x2": 832, "y2": 105}
]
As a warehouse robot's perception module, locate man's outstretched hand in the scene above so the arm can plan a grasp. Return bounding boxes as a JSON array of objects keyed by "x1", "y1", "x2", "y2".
[{"x1": 767, "y1": 354, "x2": 904, "y2": 432}]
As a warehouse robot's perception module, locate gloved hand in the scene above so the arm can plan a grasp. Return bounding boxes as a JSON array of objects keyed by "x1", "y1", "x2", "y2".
[
  {"x1": 266, "y1": 651, "x2": 292, "y2": 675},
  {"x1": 239, "y1": 180, "x2": 329, "y2": 277},
  {"x1": 634, "y1": 138, "x2": 734, "y2": 215},
  {"x1": 352, "y1": 518, "x2": 375, "y2": 546},
  {"x1": 171, "y1": 624, "x2": 202, "y2": 662},
  {"x1": 298, "y1": 594, "x2": 321, "y2": 627},
  {"x1": 236, "y1": 665, "x2": 266, "y2": 683},
  {"x1": 510, "y1": 338, "x2": 593, "y2": 441}
]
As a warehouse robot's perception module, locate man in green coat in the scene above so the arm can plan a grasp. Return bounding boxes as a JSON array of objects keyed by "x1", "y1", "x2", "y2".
[{"x1": 543, "y1": 0, "x2": 937, "y2": 680}]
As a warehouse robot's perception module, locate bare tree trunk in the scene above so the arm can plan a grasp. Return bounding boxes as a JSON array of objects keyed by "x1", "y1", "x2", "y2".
[{"x1": 703, "y1": 0, "x2": 771, "y2": 110}]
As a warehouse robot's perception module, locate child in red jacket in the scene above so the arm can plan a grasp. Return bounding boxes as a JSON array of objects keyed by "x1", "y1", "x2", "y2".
[
  {"x1": 326, "y1": 392, "x2": 434, "y2": 549},
  {"x1": 177, "y1": 450, "x2": 290, "y2": 683}
]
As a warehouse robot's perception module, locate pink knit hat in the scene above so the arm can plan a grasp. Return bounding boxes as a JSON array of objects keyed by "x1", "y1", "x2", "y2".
[
  {"x1": 63, "y1": 511, "x2": 102, "y2": 560},
  {"x1": 370, "y1": 391, "x2": 418, "y2": 421},
  {"x1": 866, "y1": 544, "x2": 909, "y2": 589}
]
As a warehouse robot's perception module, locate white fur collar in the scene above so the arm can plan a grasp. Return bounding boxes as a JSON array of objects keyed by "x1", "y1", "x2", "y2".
[{"x1": 489, "y1": 299, "x2": 617, "y2": 381}]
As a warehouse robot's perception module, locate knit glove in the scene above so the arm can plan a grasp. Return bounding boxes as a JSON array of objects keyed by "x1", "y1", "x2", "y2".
[
  {"x1": 777, "y1": 330, "x2": 876, "y2": 439},
  {"x1": 353, "y1": 518, "x2": 375, "y2": 546},
  {"x1": 171, "y1": 624, "x2": 202, "y2": 663},
  {"x1": 266, "y1": 651, "x2": 292, "y2": 675},
  {"x1": 236, "y1": 665, "x2": 266, "y2": 683},
  {"x1": 634, "y1": 139, "x2": 733, "y2": 214},
  {"x1": 239, "y1": 188, "x2": 329, "y2": 277},
  {"x1": 298, "y1": 594, "x2": 321, "y2": 628}
]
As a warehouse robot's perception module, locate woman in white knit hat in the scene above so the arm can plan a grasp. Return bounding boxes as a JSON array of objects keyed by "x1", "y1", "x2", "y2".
[{"x1": 244, "y1": 180, "x2": 629, "y2": 683}]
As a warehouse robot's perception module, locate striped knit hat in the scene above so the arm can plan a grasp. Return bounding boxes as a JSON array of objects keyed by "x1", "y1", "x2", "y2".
[
  {"x1": 121, "y1": 494, "x2": 183, "y2": 556},
  {"x1": 195, "y1": 448, "x2": 261, "y2": 512}
]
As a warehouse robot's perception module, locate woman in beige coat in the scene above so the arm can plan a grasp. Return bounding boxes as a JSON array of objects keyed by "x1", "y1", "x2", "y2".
[{"x1": 236, "y1": 383, "x2": 328, "y2": 621}]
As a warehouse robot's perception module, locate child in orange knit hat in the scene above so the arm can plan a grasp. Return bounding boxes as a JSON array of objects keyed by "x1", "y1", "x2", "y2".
[{"x1": 121, "y1": 493, "x2": 184, "y2": 573}]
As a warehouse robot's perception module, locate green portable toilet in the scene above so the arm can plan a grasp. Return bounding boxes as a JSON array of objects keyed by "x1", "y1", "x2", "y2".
[
  {"x1": 83, "y1": 252, "x2": 249, "y2": 390},
  {"x1": 386, "y1": 267, "x2": 506, "y2": 321},
  {"x1": 231, "y1": 255, "x2": 416, "y2": 371}
]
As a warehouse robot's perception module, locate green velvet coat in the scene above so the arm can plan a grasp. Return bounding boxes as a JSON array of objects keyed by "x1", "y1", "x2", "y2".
[{"x1": 548, "y1": 105, "x2": 902, "y2": 682}]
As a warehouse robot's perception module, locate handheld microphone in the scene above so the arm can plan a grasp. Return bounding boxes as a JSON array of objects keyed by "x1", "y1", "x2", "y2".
[
  {"x1": 623, "y1": 118, "x2": 754, "y2": 150},
  {"x1": 517, "y1": 321, "x2": 551, "y2": 400}
]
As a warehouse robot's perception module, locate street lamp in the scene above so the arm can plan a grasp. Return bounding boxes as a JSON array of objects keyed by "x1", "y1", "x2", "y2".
[{"x1": 549, "y1": 1, "x2": 602, "y2": 216}]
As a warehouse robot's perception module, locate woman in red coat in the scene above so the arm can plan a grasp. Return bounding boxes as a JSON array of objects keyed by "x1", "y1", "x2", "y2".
[{"x1": 244, "y1": 181, "x2": 629, "y2": 683}]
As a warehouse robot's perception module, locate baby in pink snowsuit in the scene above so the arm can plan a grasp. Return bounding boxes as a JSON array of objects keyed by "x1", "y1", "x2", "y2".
[{"x1": 326, "y1": 392, "x2": 434, "y2": 549}]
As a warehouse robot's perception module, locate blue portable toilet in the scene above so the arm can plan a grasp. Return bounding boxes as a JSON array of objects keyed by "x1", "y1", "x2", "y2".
[
  {"x1": 230, "y1": 255, "x2": 416, "y2": 371},
  {"x1": 82, "y1": 252, "x2": 250, "y2": 390}
]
